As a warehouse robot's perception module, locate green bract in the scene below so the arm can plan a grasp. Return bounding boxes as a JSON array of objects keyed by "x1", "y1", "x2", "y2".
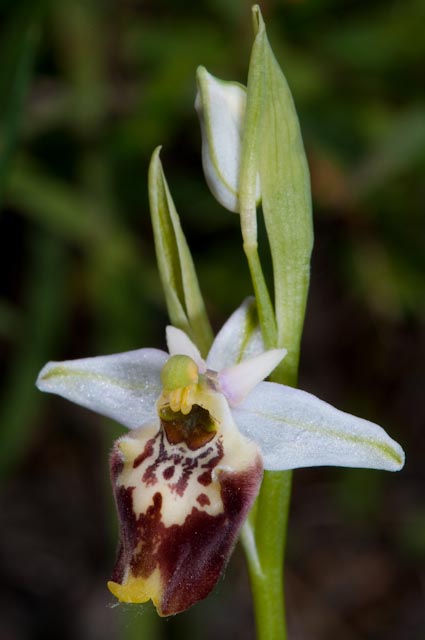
[
  {"x1": 245, "y1": 6, "x2": 313, "y2": 378},
  {"x1": 148, "y1": 147, "x2": 213, "y2": 357}
]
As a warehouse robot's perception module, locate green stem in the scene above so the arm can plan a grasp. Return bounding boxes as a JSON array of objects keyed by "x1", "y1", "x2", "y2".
[
  {"x1": 243, "y1": 470, "x2": 292, "y2": 640},
  {"x1": 242, "y1": 221, "x2": 303, "y2": 639},
  {"x1": 241, "y1": 193, "x2": 303, "y2": 636},
  {"x1": 242, "y1": 360, "x2": 298, "y2": 640},
  {"x1": 243, "y1": 242, "x2": 277, "y2": 349}
]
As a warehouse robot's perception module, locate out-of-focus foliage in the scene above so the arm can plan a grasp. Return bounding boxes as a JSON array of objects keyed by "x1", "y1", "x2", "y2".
[{"x1": 1, "y1": 1, "x2": 423, "y2": 639}]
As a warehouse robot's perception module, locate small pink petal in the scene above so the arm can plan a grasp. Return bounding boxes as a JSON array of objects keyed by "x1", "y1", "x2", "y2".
[{"x1": 218, "y1": 348, "x2": 286, "y2": 406}]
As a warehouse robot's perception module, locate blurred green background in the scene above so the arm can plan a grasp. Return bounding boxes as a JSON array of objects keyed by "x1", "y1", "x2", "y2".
[{"x1": 1, "y1": 0, "x2": 424, "y2": 638}]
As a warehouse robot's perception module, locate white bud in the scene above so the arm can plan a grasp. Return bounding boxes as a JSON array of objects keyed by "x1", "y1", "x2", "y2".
[{"x1": 195, "y1": 66, "x2": 261, "y2": 213}]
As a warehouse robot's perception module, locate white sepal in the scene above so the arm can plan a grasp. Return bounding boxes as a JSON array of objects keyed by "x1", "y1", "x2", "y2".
[
  {"x1": 195, "y1": 66, "x2": 261, "y2": 213},
  {"x1": 233, "y1": 382, "x2": 405, "y2": 472},
  {"x1": 36, "y1": 348, "x2": 168, "y2": 429}
]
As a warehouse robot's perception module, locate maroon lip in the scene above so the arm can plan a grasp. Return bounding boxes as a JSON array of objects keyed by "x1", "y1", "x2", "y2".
[{"x1": 109, "y1": 430, "x2": 263, "y2": 616}]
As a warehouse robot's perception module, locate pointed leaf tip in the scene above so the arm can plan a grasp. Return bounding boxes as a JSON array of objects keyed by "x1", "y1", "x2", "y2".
[
  {"x1": 251, "y1": 5, "x2": 264, "y2": 34},
  {"x1": 219, "y1": 349, "x2": 287, "y2": 406},
  {"x1": 148, "y1": 149, "x2": 213, "y2": 355}
]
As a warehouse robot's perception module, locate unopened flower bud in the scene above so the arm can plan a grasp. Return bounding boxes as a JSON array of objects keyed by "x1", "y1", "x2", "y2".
[{"x1": 195, "y1": 66, "x2": 261, "y2": 213}]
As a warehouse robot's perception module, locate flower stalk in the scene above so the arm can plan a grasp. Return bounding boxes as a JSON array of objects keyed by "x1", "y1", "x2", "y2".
[{"x1": 243, "y1": 471, "x2": 292, "y2": 640}]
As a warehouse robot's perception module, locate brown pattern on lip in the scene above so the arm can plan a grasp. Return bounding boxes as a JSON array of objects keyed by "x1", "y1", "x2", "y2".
[
  {"x1": 196, "y1": 493, "x2": 210, "y2": 506},
  {"x1": 162, "y1": 466, "x2": 174, "y2": 480},
  {"x1": 196, "y1": 439, "x2": 224, "y2": 486},
  {"x1": 110, "y1": 453, "x2": 263, "y2": 616},
  {"x1": 197, "y1": 471, "x2": 212, "y2": 486},
  {"x1": 133, "y1": 438, "x2": 155, "y2": 469},
  {"x1": 135, "y1": 430, "x2": 223, "y2": 497},
  {"x1": 109, "y1": 389, "x2": 264, "y2": 615}
]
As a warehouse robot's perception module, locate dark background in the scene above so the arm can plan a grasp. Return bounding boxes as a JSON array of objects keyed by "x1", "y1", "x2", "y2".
[{"x1": 1, "y1": 0, "x2": 424, "y2": 638}]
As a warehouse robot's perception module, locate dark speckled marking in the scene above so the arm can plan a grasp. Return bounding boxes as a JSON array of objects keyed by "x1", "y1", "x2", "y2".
[
  {"x1": 197, "y1": 471, "x2": 212, "y2": 486},
  {"x1": 163, "y1": 466, "x2": 174, "y2": 480},
  {"x1": 136, "y1": 430, "x2": 224, "y2": 497},
  {"x1": 196, "y1": 493, "x2": 210, "y2": 507},
  {"x1": 110, "y1": 445, "x2": 263, "y2": 616},
  {"x1": 133, "y1": 438, "x2": 155, "y2": 469},
  {"x1": 196, "y1": 439, "x2": 224, "y2": 486}
]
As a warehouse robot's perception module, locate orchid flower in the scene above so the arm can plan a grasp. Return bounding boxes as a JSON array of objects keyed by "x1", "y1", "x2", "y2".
[{"x1": 36, "y1": 299, "x2": 404, "y2": 616}]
